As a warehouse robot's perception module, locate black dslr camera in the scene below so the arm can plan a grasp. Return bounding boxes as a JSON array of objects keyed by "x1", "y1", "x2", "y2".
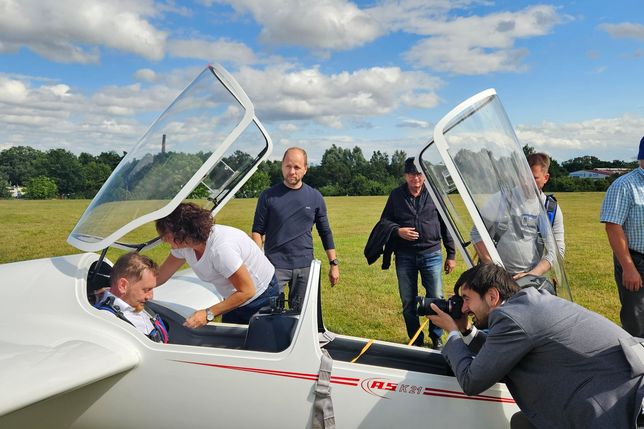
[{"x1": 416, "y1": 295, "x2": 464, "y2": 319}]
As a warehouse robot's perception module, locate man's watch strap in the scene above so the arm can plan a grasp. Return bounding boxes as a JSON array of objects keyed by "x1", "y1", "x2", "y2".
[
  {"x1": 205, "y1": 308, "x2": 215, "y2": 322},
  {"x1": 329, "y1": 258, "x2": 339, "y2": 266}
]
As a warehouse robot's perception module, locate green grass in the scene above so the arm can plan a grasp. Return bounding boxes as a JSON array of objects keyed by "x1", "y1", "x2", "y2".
[{"x1": 0, "y1": 192, "x2": 621, "y2": 344}]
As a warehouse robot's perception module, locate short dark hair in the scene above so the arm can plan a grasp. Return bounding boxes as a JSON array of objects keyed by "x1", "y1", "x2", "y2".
[
  {"x1": 527, "y1": 153, "x2": 550, "y2": 172},
  {"x1": 454, "y1": 263, "x2": 520, "y2": 301},
  {"x1": 155, "y1": 202, "x2": 213, "y2": 244},
  {"x1": 110, "y1": 252, "x2": 159, "y2": 287}
]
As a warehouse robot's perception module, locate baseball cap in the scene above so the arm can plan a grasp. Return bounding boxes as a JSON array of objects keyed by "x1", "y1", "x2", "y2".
[
  {"x1": 404, "y1": 157, "x2": 420, "y2": 174},
  {"x1": 638, "y1": 136, "x2": 644, "y2": 160}
]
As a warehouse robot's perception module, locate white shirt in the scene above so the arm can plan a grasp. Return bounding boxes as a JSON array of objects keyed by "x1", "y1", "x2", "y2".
[
  {"x1": 99, "y1": 291, "x2": 154, "y2": 335},
  {"x1": 171, "y1": 225, "x2": 275, "y2": 306}
]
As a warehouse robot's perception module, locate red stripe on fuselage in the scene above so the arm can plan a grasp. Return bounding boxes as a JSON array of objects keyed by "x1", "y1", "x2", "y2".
[
  {"x1": 173, "y1": 360, "x2": 512, "y2": 402},
  {"x1": 174, "y1": 360, "x2": 359, "y2": 386}
]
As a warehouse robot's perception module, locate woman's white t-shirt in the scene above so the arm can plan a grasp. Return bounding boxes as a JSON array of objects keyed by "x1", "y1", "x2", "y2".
[{"x1": 171, "y1": 225, "x2": 275, "y2": 305}]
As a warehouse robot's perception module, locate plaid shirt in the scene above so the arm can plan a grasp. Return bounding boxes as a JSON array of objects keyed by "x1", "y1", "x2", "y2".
[{"x1": 600, "y1": 167, "x2": 644, "y2": 253}]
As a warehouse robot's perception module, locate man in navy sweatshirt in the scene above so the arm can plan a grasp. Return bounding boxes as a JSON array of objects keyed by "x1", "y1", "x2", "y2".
[{"x1": 252, "y1": 147, "x2": 339, "y2": 311}]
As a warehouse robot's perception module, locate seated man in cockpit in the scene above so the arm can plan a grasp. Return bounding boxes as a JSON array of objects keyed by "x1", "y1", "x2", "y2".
[
  {"x1": 95, "y1": 252, "x2": 169, "y2": 343},
  {"x1": 471, "y1": 184, "x2": 557, "y2": 280}
]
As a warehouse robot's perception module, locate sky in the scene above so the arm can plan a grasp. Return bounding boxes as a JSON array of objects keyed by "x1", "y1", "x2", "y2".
[{"x1": 0, "y1": 0, "x2": 643, "y2": 165}]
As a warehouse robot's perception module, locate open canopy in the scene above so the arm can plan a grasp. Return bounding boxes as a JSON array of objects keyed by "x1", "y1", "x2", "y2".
[
  {"x1": 68, "y1": 65, "x2": 272, "y2": 252},
  {"x1": 418, "y1": 89, "x2": 571, "y2": 300}
]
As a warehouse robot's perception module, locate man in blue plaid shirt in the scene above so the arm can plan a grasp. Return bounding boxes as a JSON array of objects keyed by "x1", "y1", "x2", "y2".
[{"x1": 600, "y1": 136, "x2": 644, "y2": 338}]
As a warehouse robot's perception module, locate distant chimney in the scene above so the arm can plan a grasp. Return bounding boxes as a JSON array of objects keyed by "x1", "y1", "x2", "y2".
[{"x1": 161, "y1": 134, "x2": 166, "y2": 154}]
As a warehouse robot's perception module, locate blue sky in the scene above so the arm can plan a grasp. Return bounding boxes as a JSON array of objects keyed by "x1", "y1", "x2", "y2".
[{"x1": 1, "y1": 0, "x2": 643, "y2": 164}]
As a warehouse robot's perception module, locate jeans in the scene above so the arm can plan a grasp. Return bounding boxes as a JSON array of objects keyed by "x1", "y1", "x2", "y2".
[
  {"x1": 222, "y1": 275, "x2": 279, "y2": 324},
  {"x1": 395, "y1": 250, "x2": 443, "y2": 345}
]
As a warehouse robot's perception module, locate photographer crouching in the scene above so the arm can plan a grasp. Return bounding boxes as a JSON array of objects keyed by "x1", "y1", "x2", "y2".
[{"x1": 428, "y1": 263, "x2": 644, "y2": 429}]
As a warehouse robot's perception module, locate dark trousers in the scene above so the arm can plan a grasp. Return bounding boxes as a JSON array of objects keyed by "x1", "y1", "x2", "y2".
[
  {"x1": 222, "y1": 275, "x2": 279, "y2": 324},
  {"x1": 614, "y1": 250, "x2": 644, "y2": 337},
  {"x1": 275, "y1": 267, "x2": 311, "y2": 312}
]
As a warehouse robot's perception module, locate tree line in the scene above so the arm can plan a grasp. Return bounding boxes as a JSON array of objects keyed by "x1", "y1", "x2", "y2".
[{"x1": 0, "y1": 144, "x2": 639, "y2": 199}]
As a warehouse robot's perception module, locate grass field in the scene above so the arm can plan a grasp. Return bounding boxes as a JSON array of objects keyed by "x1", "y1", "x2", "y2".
[{"x1": 0, "y1": 192, "x2": 620, "y2": 344}]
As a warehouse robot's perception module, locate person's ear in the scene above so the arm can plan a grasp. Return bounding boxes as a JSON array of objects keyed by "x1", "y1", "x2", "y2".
[
  {"x1": 544, "y1": 172, "x2": 550, "y2": 184},
  {"x1": 486, "y1": 288, "x2": 501, "y2": 307},
  {"x1": 117, "y1": 277, "x2": 129, "y2": 295}
]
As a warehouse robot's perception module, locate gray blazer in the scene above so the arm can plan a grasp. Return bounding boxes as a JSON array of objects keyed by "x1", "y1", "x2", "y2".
[{"x1": 442, "y1": 287, "x2": 644, "y2": 429}]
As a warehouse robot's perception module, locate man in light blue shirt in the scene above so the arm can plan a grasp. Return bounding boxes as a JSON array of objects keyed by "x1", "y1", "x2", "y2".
[{"x1": 600, "y1": 136, "x2": 644, "y2": 337}]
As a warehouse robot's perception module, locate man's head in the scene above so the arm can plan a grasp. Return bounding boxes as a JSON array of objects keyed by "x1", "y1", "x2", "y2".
[
  {"x1": 404, "y1": 157, "x2": 424, "y2": 195},
  {"x1": 156, "y1": 202, "x2": 213, "y2": 248},
  {"x1": 453, "y1": 263, "x2": 520, "y2": 329},
  {"x1": 527, "y1": 153, "x2": 551, "y2": 191},
  {"x1": 282, "y1": 147, "x2": 308, "y2": 189},
  {"x1": 638, "y1": 136, "x2": 644, "y2": 168},
  {"x1": 110, "y1": 252, "x2": 159, "y2": 312}
]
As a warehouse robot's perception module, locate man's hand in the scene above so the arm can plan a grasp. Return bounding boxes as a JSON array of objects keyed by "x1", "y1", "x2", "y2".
[
  {"x1": 444, "y1": 258, "x2": 456, "y2": 274},
  {"x1": 184, "y1": 309, "x2": 207, "y2": 329},
  {"x1": 398, "y1": 227, "x2": 419, "y2": 241},
  {"x1": 512, "y1": 271, "x2": 528, "y2": 280},
  {"x1": 622, "y1": 264, "x2": 643, "y2": 292},
  {"x1": 428, "y1": 303, "x2": 469, "y2": 334},
  {"x1": 329, "y1": 265, "x2": 340, "y2": 287}
]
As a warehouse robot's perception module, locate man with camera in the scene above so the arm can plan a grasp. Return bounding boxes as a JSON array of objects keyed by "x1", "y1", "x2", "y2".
[{"x1": 428, "y1": 263, "x2": 644, "y2": 429}]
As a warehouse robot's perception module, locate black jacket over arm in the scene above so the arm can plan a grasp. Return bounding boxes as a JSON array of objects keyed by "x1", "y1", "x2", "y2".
[{"x1": 364, "y1": 218, "x2": 398, "y2": 269}]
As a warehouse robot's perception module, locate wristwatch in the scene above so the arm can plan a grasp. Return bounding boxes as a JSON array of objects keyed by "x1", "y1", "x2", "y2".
[
  {"x1": 329, "y1": 258, "x2": 339, "y2": 266},
  {"x1": 205, "y1": 308, "x2": 215, "y2": 322}
]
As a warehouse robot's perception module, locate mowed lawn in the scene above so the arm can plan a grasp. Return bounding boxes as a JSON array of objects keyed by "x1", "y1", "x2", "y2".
[{"x1": 0, "y1": 192, "x2": 620, "y2": 344}]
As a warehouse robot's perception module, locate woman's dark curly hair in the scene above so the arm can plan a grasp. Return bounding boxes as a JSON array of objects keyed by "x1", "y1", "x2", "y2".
[{"x1": 155, "y1": 202, "x2": 213, "y2": 245}]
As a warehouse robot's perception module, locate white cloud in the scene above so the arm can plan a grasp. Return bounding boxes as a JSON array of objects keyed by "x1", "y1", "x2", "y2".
[
  {"x1": 516, "y1": 114, "x2": 644, "y2": 162},
  {"x1": 135, "y1": 68, "x2": 158, "y2": 82},
  {"x1": 234, "y1": 64, "x2": 443, "y2": 124},
  {"x1": 0, "y1": 70, "x2": 190, "y2": 154},
  {"x1": 598, "y1": 22, "x2": 644, "y2": 41},
  {"x1": 278, "y1": 123, "x2": 298, "y2": 132},
  {"x1": 0, "y1": 77, "x2": 29, "y2": 103},
  {"x1": 397, "y1": 118, "x2": 431, "y2": 129},
  {"x1": 401, "y1": 5, "x2": 563, "y2": 74},
  {"x1": 0, "y1": 0, "x2": 167, "y2": 63},
  {"x1": 220, "y1": 0, "x2": 383, "y2": 51},
  {"x1": 167, "y1": 38, "x2": 257, "y2": 65}
]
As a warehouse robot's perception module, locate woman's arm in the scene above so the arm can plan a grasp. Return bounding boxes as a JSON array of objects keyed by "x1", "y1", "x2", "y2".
[
  {"x1": 183, "y1": 264, "x2": 256, "y2": 328},
  {"x1": 156, "y1": 253, "x2": 185, "y2": 286}
]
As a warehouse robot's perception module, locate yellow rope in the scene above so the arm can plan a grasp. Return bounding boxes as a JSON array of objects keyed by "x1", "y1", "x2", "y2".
[
  {"x1": 351, "y1": 318, "x2": 429, "y2": 363},
  {"x1": 350, "y1": 339, "x2": 375, "y2": 363},
  {"x1": 407, "y1": 318, "x2": 429, "y2": 346}
]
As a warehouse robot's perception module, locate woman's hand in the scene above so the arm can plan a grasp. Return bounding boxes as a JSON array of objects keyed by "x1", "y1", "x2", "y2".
[{"x1": 184, "y1": 309, "x2": 208, "y2": 329}]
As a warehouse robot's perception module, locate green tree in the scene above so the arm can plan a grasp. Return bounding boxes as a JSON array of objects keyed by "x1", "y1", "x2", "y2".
[
  {"x1": 389, "y1": 150, "x2": 407, "y2": 178},
  {"x1": 368, "y1": 151, "x2": 390, "y2": 181},
  {"x1": 0, "y1": 175, "x2": 11, "y2": 199},
  {"x1": 0, "y1": 146, "x2": 46, "y2": 185},
  {"x1": 522, "y1": 144, "x2": 535, "y2": 157},
  {"x1": 97, "y1": 151, "x2": 124, "y2": 170},
  {"x1": 82, "y1": 161, "x2": 112, "y2": 198},
  {"x1": 25, "y1": 176, "x2": 58, "y2": 199},
  {"x1": 238, "y1": 170, "x2": 270, "y2": 198},
  {"x1": 40, "y1": 149, "x2": 84, "y2": 197}
]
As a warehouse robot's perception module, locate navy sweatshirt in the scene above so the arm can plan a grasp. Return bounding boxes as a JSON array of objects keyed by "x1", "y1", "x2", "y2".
[{"x1": 252, "y1": 182, "x2": 335, "y2": 269}]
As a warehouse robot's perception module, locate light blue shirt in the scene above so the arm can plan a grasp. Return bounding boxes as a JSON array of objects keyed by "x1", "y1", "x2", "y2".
[{"x1": 600, "y1": 167, "x2": 644, "y2": 253}]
